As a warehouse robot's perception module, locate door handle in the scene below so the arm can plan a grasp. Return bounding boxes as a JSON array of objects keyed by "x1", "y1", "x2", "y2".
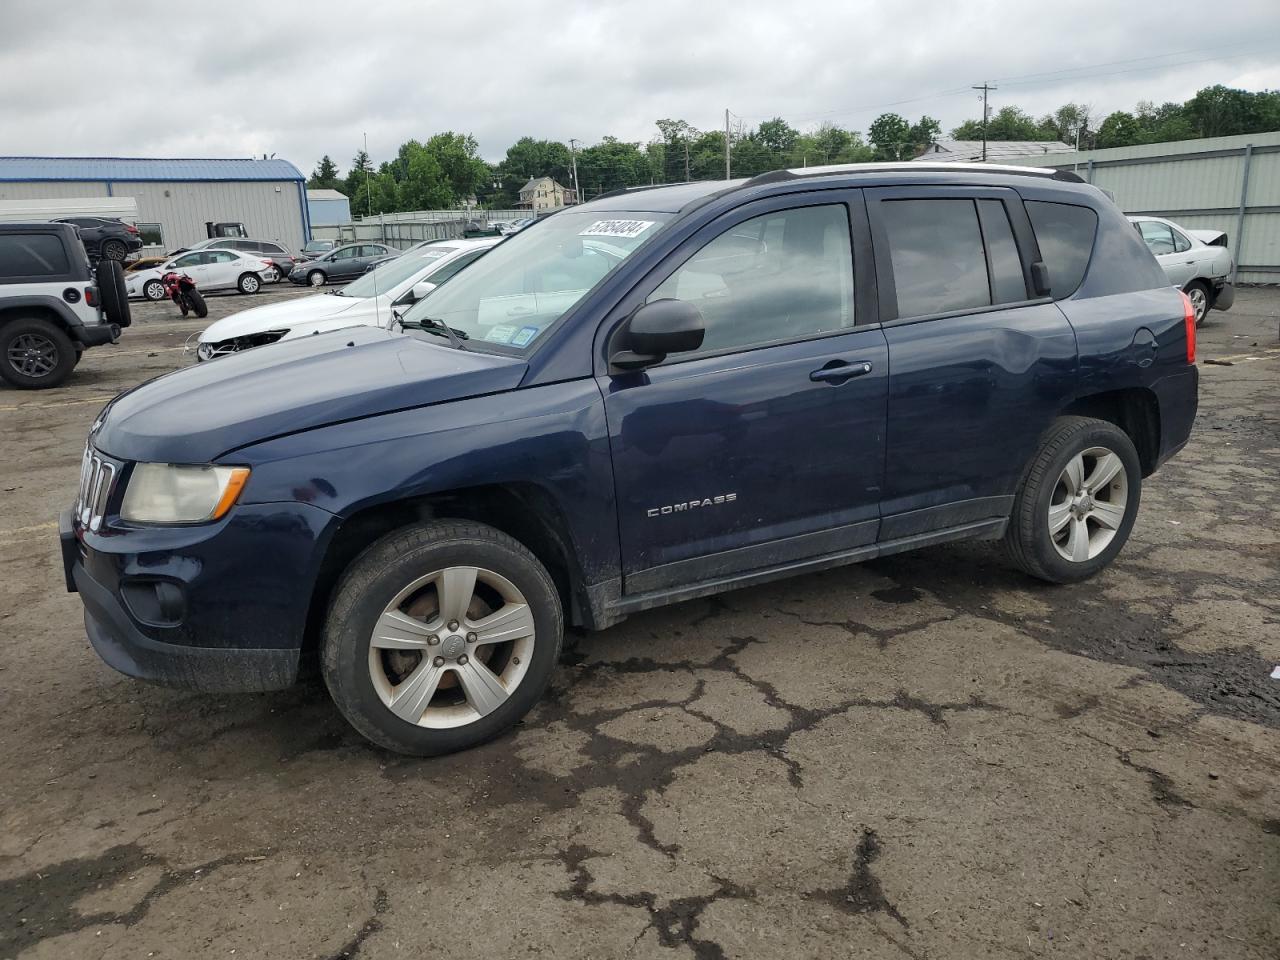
[{"x1": 810, "y1": 360, "x2": 873, "y2": 384}]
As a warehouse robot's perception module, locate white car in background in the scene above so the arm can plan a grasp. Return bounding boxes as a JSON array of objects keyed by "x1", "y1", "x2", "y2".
[
  {"x1": 195, "y1": 237, "x2": 498, "y2": 360},
  {"x1": 1128, "y1": 215, "x2": 1234, "y2": 325},
  {"x1": 126, "y1": 249, "x2": 277, "y2": 301}
]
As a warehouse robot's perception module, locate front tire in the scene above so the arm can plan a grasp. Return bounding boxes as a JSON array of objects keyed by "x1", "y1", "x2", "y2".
[
  {"x1": 308, "y1": 270, "x2": 327, "y2": 287},
  {"x1": 322, "y1": 520, "x2": 563, "y2": 756},
  {"x1": 0, "y1": 317, "x2": 77, "y2": 389},
  {"x1": 143, "y1": 279, "x2": 166, "y2": 301},
  {"x1": 1003, "y1": 416, "x2": 1142, "y2": 584},
  {"x1": 237, "y1": 272, "x2": 261, "y2": 295},
  {"x1": 1184, "y1": 280, "x2": 1210, "y2": 326}
]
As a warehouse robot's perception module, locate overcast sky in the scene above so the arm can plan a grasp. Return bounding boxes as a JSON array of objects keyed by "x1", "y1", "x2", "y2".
[{"x1": 3, "y1": 0, "x2": 1279, "y2": 176}]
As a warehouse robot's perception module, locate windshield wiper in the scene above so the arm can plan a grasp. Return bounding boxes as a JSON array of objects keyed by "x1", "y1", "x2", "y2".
[{"x1": 400, "y1": 315, "x2": 469, "y2": 351}]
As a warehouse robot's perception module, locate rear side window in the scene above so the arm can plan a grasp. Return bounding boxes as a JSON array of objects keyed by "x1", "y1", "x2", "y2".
[
  {"x1": 977, "y1": 200, "x2": 1028, "y2": 304},
  {"x1": 1026, "y1": 201, "x2": 1097, "y2": 298},
  {"x1": 0, "y1": 234, "x2": 70, "y2": 278},
  {"x1": 880, "y1": 198, "x2": 990, "y2": 318}
]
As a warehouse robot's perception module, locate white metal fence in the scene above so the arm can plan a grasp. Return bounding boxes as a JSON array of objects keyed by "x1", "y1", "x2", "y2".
[{"x1": 310, "y1": 209, "x2": 528, "y2": 249}]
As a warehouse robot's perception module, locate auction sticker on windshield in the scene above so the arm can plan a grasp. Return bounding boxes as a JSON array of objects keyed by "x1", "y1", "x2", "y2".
[
  {"x1": 579, "y1": 219, "x2": 655, "y2": 239},
  {"x1": 485, "y1": 325, "x2": 517, "y2": 344}
]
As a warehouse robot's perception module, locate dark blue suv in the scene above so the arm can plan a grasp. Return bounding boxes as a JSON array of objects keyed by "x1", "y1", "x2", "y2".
[{"x1": 60, "y1": 164, "x2": 1198, "y2": 755}]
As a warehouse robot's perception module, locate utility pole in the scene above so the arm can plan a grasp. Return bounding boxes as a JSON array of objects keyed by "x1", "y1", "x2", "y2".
[
  {"x1": 972, "y1": 83, "x2": 996, "y2": 162},
  {"x1": 568, "y1": 138, "x2": 580, "y2": 204},
  {"x1": 363, "y1": 131, "x2": 372, "y2": 217},
  {"x1": 724, "y1": 108, "x2": 731, "y2": 180},
  {"x1": 684, "y1": 140, "x2": 691, "y2": 182}
]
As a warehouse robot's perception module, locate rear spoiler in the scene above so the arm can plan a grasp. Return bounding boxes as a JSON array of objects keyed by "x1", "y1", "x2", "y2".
[{"x1": 1187, "y1": 229, "x2": 1228, "y2": 247}]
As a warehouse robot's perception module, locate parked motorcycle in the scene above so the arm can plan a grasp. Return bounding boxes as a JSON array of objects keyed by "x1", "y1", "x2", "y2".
[{"x1": 162, "y1": 271, "x2": 208, "y2": 318}]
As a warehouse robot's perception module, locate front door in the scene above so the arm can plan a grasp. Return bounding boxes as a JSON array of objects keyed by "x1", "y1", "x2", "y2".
[
  {"x1": 601, "y1": 195, "x2": 888, "y2": 595},
  {"x1": 866, "y1": 187, "x2": 1079, "y2": 539}
]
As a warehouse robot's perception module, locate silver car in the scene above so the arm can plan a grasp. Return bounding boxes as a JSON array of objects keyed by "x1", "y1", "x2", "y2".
[{"x1": 1129, "y1": 215, "x2": 1234, "y2": 325}]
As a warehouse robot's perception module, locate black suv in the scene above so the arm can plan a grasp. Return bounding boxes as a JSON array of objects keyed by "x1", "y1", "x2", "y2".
[
  {"x1": 62, "y1": 164, "x2": 1198, "y2": 755},
  {"x1": 0, "y1": 223, "x2": 131, "y2": 388},
  {"x1": 53, "y1": 217, "x2": 145, "y2": 263}
]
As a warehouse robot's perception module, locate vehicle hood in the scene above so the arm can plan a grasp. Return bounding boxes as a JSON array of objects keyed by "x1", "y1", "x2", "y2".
[
  {"x1": 198, "y1": 293, "x2": 371, "y2": 343},
  {"x1": 94, "y1": 325, "x2": 528, "y2": 463}
]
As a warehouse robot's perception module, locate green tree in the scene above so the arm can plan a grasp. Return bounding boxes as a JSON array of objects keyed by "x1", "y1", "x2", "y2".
[
  {"x1": 868, "y1": 113, "x2": 913, "y2": 160},
  {"x1": 308, "y1": 155, "x2": 342, "y2": 191},
  {"x1": 756, "y1": 117, "x2": 799, "y2": 155},
  {"x1": 576, "y1": 137, "x2": 654, "y2": 198},
  {"x1": 655, "y1": 119, "x2": 701, "y2": 182},
  {"x1": 425, "y1": 132, "x2": 488, "y2": 202},
  {"x1": 1095, "y1": 111, "x2": 1140, "y2": 148},
  {"x1": 344, "y1": 149, "x2": 373, "y2": 206},
  {"x1": 907, "y1": 116, "x2": 941, "y2": 153},
  {"x1": 395, "y1": 141, "x2": 453, "y2": 210},
  {"x1": 495, "y1": 137, "x2": 572, "y2": 204}
]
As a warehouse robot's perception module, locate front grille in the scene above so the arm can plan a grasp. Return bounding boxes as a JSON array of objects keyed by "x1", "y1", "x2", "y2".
[{"x1": 76, "y1": 445, "x2": 117, "y2": 533}]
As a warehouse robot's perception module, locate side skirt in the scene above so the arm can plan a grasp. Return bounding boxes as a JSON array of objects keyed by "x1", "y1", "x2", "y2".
[{"x1": 602, "y1": 517, "x2": 1007, "y2": 622}]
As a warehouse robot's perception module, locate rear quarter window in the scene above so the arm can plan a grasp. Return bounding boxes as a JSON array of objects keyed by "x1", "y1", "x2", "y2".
[
  {"x1": 1025, "y1": 201, "x2": 1098, "y2": 299},
  {"x1": 0, "y1": 234, "x2": 71, "y2": 279}
]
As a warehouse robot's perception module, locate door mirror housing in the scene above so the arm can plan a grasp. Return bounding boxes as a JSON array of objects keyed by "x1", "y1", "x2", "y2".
[
  {"x1": 411, "y1": 280, "x2": 437, "y2": 301},
  {"x1": 611, "y1": 299, "x2": 705, "y2": 370}
]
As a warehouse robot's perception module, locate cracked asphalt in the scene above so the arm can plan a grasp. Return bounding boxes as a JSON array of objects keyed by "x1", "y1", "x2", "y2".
[{"x1": 1, "y1": 285, "x2": 1277, "y2": 959}]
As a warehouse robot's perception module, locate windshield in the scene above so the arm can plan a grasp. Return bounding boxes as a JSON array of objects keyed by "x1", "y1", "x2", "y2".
[
  {"x1": 339, "y1": 249, "x2": 454, "y2": 298},
  {"x1": 400, "y1": 212, "x2": 670, "y2": 350}
]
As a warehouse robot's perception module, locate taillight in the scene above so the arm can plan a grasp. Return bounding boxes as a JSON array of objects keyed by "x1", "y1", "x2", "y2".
[
  {"x1": 1179, "y1": 290, "x2": 1196, "y2": 364},
  {"x1": 84, "y1": 286, "x2": 99, "y2": 307},
  {"x1": 125, "y1": 224, "x2": 139, "y2": 234}
]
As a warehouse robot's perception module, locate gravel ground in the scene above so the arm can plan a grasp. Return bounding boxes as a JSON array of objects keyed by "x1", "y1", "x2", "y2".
[{"x1": 0, "y1": 284, "x2": 1277, "y2": 960}]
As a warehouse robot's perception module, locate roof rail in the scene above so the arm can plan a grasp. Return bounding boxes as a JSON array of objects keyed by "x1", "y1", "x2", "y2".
[
  {"x1": 594, "y1": 181, "x2": 695, "y2": 201},
  {"x1": 743, "y1": 161, "x2": 1085, "y2": 186}
]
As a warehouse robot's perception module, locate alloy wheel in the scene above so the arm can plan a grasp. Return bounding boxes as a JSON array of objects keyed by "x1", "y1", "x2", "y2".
[
  {"x1": 368, "y1": 565, "x2": 535, "y2": 728},
  {"x1": 6, "y1": 332, "x2": 58, "y2": 378},
  {"x1": 1188, "y1": 286, "x2": 1208, "y2": 323},
  {"x1": 1048, "y1": 446, "x2": 1128, "y2": 562}
]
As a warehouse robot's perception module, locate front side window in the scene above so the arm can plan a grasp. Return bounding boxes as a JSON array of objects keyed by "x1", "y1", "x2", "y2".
[
  {"x1": 401, "y1": 211, "x2": 672, "y2": 350},
  {"x1": 1026, "y1": 201, "x2": 1097, "y2": 298},
  {"x1": 881, "y1": 198, "x2": 990, "y2": 318},
  {"x1": 649, "y1": 203, "x2": 854, "y2": 356},
  {"x1": 0, "y1": 234, "x2": 70, "y2": 278},
  {"x1": 331, "y1": 247, "x2": 357, "y2": 260},
  {"x1": 173, "y1": 253, "x2": 203, "y2": 268}
]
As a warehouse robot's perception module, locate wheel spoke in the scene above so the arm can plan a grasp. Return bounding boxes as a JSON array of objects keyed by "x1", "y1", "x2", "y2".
[
  {"x1": 1048, "y1": 501, "x2": 1072, "y2": 536},
  {"x1": 1086, "y1": 452, "x2": 1123, "y2": 491},
  {"x1": 1066, "y1": 517, "x2": 1090, "y2": 562},
  {"x1": 437, "y1": 566, "x2": 478, "y2": 624},
  {"x1": 371, "y1": 609, "x2": 436, "y2": 649},
  {"x1": 471, "y1": 602, "x2": 534, "y2": 646},
  {"x1": 1062, "y1": 455, "x2": 1085, "y2": 494},
  {"x1": 1090, "y1": 501, "x2": 1125, "y2": 530},
  {"x1": 388, "y1": 659, "x2": 446, "y2": 723},
  {"x1": 454, "y1": 658, "x2": 509, "y2": 716}
]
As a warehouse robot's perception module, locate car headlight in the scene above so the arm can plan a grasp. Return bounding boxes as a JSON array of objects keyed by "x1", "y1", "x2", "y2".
[{"x1": 120, "y1": 463, "x2": 250, "y2": 523}]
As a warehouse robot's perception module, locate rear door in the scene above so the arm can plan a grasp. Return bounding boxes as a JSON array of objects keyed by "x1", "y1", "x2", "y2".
[
  {"x1": 205, "y1": 250, "x2": 244, "y2": 288},
  {"x1": 866, "y1": 186, "x2": 1078, "y2": 540},
  {"x1": 1135, "y1": 219, "x2": 1195, "y2": 287},
  {"x1": 170, "y1": 251, "x2": 211, "y2": 284},
  {"x1": 601, "y1": 192, "x2": 889, "y2": 594}
]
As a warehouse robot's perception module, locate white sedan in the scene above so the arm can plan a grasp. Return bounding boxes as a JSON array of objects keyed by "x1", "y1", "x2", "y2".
[
  {"x1": 126, "y1": 249, "x2": 278, "y2": 301},
  {"x1": 195, "y1": 237, "x2": 498, "y2": 360},
  {"x1": 1128, "y1": 215, "x2": 1234, "y2": 325}
]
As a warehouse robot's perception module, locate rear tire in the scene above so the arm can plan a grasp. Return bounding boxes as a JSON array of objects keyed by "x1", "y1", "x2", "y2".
[
  {"x1": 1004, "y1": 416, "x2": 1142, "y2": 584},
  {"x1": 322, "y1": 520, "x2": 563, "y2": 756},
  {"x1": 0, "y1": 317, "x2": 77, "y2": 389},
  {"x1": 237, "y1": 272, "x2": 261, "y2": 295},
  {"x1": 1185, "y1": 280, "x2": 1210, "y2": 326},
  {"x1": 101, "y1": 239, "x2": 128, "y2": 261},
  {"x1": 187, "y1": 289, "x2": 208, "y2": 318}
]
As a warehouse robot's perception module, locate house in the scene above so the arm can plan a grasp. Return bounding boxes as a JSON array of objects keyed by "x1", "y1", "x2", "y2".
[
  {"x1": 914, "y1": 139, "x2": 1074, "y2": 163},
  {"x1": 517, "y1": 176, "x2": 577, "y2": 213}
]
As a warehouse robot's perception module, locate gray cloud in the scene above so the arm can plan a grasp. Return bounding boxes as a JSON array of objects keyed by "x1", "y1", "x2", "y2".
[{"x1": 2, "y1": 0, "x2": 1278, "y2": 177}]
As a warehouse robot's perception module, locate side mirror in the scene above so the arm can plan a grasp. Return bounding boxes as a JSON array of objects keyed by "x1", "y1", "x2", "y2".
[
  {"x1": 411, "y1": 280, "x2": 437, "y2": 301},
  {"x1": 611, "y1": 299, "x2": 705, "y2": 371},
  {"x1": 1030, "y1": 260, "x2": 1052, "y2": 298}
]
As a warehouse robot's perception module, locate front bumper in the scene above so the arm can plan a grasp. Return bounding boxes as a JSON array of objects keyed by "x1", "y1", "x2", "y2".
[{"x1": 60, "y1": 495, "x2": 336, "y2": 692}]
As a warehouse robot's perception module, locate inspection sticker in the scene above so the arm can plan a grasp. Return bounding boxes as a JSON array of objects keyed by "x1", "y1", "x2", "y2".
[
  {"x1": 484, "y1": 325, "x2": 516, "y2": 344},
  {"x1": 511, "y1": 326, "x2": 540, "y2": 347},
  {"x1": 579, "y1": 219, "x2": 655, "y2": 239}
]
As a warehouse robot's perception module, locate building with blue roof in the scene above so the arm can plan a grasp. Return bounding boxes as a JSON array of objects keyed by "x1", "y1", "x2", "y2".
[{"x1": 0, "y1": 156, "x2": 311, "y2": 253}]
